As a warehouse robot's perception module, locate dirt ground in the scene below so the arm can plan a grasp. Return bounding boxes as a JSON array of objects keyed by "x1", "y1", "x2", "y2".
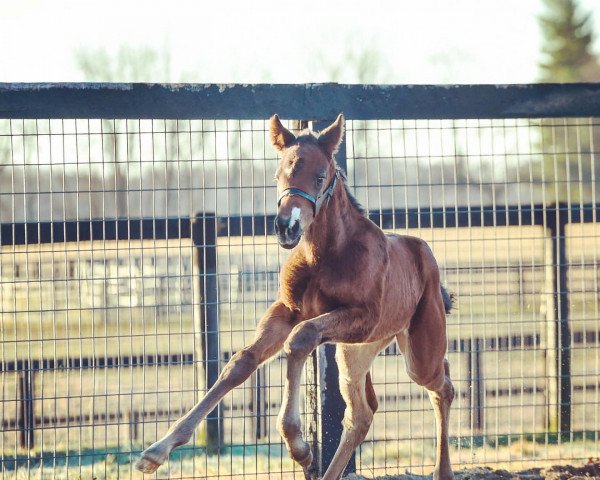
[{"x1": 346, "y1": 460, "x2": 600, "y2": 480}]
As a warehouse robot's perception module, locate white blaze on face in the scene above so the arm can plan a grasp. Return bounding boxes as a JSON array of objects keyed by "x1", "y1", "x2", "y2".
[{"x1": 289, "y1": 207, "x2": 301, "y2": 229}]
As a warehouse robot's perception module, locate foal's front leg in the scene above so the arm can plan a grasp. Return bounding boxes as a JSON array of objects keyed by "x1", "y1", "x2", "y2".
[
  {"x1": 136, "y1": 301, "x2": 296, "y2": 474},
  {"x1": 277, "y1": 307, "x2": 373, "y2": 479}
]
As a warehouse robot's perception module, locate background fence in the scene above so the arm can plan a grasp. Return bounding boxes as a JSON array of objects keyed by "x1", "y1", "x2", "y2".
[{"x1": 0, "y1": 83, "x2": 599, "y2": 479}]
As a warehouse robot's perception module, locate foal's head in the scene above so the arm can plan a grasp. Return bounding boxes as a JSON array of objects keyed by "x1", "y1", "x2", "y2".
[{"x1": 270, "y1": 114, "x2": 345, "y2": 249}]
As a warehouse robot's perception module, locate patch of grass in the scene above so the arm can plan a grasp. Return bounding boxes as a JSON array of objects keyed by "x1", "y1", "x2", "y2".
[
  {"x1": 1, "y1": 419, "x2": 598, "y2": 477},
  {"x1": 1, "y1": 443, "x2": 300, "y2": 479},
  {"x1": 450, "y1": 431, "x2": 599, "y2": 449}
]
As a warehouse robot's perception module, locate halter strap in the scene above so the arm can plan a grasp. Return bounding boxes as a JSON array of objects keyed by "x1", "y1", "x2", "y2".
[
  {"x1": 277, "y1": 188, "x2": 317, "y2": 211},
  {"x1": 277, "y1": 168, "x2": 340, "y2": 216}
]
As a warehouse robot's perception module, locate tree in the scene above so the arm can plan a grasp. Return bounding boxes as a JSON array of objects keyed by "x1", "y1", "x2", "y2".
[
  {"x1": 539, "y1": 0, "x2": 600, "y2": 82},
  {"x1": 537, "y1": 0, "x2": 600, "y2": 203},
  {"x1": 76, "y1": 46, "x2": 179, "y2": 218},
  {"x1": 310, "y1": 38, "x2": 392, "y2": 84},
  {"x1": 75, "y1": 46, "x2": 173, "y2": 83}
]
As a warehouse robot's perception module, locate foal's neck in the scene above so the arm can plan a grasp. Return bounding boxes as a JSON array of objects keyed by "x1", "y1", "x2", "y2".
[{"x1": 303, "y1": 182, "x2": 361, "y2": 263}]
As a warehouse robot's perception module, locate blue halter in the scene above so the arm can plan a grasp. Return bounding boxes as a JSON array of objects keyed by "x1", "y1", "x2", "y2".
[{"x1": 277, "y1": 168, "x2": 340, "y2": 216}]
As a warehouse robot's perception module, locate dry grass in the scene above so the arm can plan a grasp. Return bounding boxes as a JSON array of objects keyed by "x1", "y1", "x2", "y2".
[{"x1": 2, "y1": 439, "x2": 598, "y2": 479}]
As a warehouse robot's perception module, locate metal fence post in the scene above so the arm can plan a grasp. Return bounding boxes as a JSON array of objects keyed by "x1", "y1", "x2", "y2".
[
  {"x1": 249, "y1": 364, "x2": 268, "y2": 439},
  {"x1": 192, "y1": 212, "x2": 222, "y2": 451},
  {"x1": 129, "y1": 410, "x2": 140, "y2": 444},
  {"x1": 305, "y1": 345, "x2": 349, "y2": 476},
  {"x1": 546, "y1": 203, "x2": 571, "y2": 435},
  {"x1": 466, "y1": 338, "x2": 484, "y2": 434},
  {"x1": 305, "y1": 119, "x2": 355, "y2": 477},
  {"x1": 18, "y1": 366, "x2": 35, "y2": 450}
]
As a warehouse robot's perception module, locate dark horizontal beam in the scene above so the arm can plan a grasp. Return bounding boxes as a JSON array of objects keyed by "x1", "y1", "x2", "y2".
[
  {"x1": 6, "y1": 328, "x2": 599, "y2": 373},
  {"x1": 0, "y1": 353, "x2": 195, "y2": 373},
  {"x1": 2, "y1": 203, "x2": 599, "y2": 246},
  {"x1": 0, "y1": 218, "x2": 192, "y2": 246},
  {"x1": 369, "y1": 203, "x2": 600, "y2": 229},
  {"x1": 0, "y1": 214, "x2": 273, "y2": 245},
  {"x1": 2, "y1": 83, "x2": 600, "y2": 120}
]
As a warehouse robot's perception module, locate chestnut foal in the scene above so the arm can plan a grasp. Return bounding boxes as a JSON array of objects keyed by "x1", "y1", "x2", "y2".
[{"x1": 136, "y1": 114, "x2": 455, "y2": 480}]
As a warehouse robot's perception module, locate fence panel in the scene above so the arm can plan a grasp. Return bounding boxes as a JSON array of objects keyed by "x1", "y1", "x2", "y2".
[{"x1": 0, "y1": 84, "x2": 599, "y2": 479}]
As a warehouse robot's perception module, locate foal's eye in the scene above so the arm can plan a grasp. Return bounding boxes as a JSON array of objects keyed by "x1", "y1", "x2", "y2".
[{"x1": 316, "y1": 176, "x2": 325, "y2": 187}]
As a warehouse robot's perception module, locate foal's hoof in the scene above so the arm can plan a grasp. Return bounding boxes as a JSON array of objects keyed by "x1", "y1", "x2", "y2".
[
  {"x1": 135, "y1": 441, "x2": 171, "y2": 474},
  {"x1": 433, "y1": 467, "x2": 455, "y2": 480},
  {"x1": 135, "y1": 455, "x2": 161, "y2": 474}
]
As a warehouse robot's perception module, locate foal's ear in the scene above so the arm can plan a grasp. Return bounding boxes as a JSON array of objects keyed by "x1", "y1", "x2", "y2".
[
  {"x1": 270, "y1": 114, "x2": 296, "y2": 152},
  {"x1": 317, "y1": 113, "x2": 345, "y2": 157}
]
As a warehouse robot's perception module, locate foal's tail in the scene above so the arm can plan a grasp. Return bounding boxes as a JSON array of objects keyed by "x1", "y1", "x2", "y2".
[{"x1": 440, "y1": 286, "x2": 455, "y2": 315}]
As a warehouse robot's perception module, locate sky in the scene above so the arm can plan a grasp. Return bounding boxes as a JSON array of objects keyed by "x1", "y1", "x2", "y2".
[{"x1": 1, "y1": 0, "x2": 600, "y2": 84}]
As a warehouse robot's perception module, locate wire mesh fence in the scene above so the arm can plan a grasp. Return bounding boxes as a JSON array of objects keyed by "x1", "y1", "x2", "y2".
[{"x1": 0, "y1": 84, "x2": 599, "y2": 479}]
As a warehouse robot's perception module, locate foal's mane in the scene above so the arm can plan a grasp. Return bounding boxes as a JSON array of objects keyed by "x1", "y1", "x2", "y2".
[
  {"x1": 295, "y1": 130, "x2": 367, "y2": 218},
  {"x1": 339, "y1": 170, "x2": 368, "y2": 217}
]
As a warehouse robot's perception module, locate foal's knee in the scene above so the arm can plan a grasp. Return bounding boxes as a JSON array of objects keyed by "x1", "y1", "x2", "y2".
[
  {"x1": 284, "y1": 322, "x2": 320, "y2": 359},
  {"x1": 277, "y1": 415, "x2": 300, "y2": 440},
  {"x1": 344, "y1": 408, "x2": 373, "y2": 438},
  {"x1": 277, "y1": 416, "x2": 311, "y2": 463}
]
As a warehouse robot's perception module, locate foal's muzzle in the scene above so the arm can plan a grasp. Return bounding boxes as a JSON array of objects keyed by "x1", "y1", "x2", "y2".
[{"x1": 274, "y1": 214, "x2": 302, "y2": 249}]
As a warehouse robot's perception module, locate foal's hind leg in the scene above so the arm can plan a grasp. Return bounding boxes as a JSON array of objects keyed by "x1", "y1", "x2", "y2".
[
  {"x1": 136, "y1": 302, "x2": 295, "y2": 474},
  {"x1": 426, "y1": 359, "x2": 455, "y2": 480},
  {"x1": 320, "y1": 339, "x2": 391, "y2": 480},
  {"x1": 398, "y1": 290, "x2": 455, "y2": 480}
]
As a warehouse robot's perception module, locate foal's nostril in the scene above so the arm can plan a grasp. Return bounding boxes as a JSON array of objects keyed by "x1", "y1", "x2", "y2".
[
  {"x1": 288, "y1": 220, "x2": 300, "y2": 238},
  {"x1": 275, "y1": 216, "x2": 288, "y2": 236},
  {"x1": 275, "y1": 215, "x2": 301, "y2": 242}
]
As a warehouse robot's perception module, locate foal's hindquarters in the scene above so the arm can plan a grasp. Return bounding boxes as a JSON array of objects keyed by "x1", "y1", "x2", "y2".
[{"x1": 395, "y1": 302, "x2": 456, "y2": 480}]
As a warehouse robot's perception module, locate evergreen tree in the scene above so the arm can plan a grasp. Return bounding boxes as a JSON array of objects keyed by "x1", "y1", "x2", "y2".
[
  {"x1": 539, "y1": 0, "x2": 600, "y2": 82},
  {"x1": 537, "y1": 0, "x2": 600, "y2": 204}
]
